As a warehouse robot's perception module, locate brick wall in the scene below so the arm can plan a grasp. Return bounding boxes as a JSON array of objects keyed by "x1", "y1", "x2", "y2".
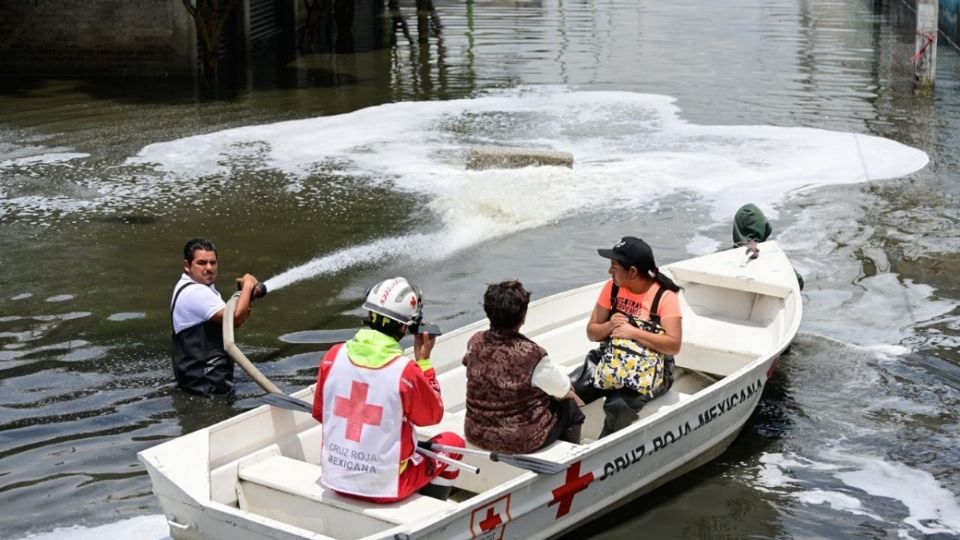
[{"x1": 0, "y1": 0, "x2": 195, "y2": 78}]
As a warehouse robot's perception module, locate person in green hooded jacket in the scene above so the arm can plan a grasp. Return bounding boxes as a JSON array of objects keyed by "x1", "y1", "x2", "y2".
[{"x1": 732, "y1": 203, "x2": 804, "y2": 290}]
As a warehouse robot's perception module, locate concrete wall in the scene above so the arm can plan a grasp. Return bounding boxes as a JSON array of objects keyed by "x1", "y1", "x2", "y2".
[{"x1": 0, "y1": 0, "x2": 195, "y2": 78}]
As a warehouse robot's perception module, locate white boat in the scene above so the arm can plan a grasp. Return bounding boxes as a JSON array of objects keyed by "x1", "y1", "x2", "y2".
[{"x1": 139, "y1": 240, "x2": 802, "y2": 540}]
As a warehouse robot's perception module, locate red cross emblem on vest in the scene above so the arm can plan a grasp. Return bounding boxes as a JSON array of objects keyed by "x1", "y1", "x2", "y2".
[
  {"x1": 548, "y1": 461, "x2": 594, "y2": 518},
  {"x1": 333, "y1": 380, "x2": 383, "y2": 442}
]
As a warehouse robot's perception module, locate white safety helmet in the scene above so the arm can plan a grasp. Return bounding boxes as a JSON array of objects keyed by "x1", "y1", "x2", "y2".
[{"x1": 362, "y1": 277, "x2": 422, "y2": 326}]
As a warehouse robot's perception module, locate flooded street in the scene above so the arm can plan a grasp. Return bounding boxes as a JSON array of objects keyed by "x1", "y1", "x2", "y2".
[{"x1": 2, "y1": 0, "x2": 959, "y2": 538}]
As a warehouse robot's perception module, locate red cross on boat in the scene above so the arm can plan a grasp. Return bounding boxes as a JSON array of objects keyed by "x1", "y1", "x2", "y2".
[
  {"x1": 548, "y1": 461, "x2": 594, "y2": 518},
  {"x1": 469, "y1": 495, "x2": 511, "y2": 539},
  {"x1": 332, "y1": 380, "x2": 383, "y2": 442},
  {"x1": 479, "y1": 507, "x2": 502, "y2": 531}
]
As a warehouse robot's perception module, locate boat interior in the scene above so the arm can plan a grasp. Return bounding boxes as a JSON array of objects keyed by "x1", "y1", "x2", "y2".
[{"x1": 198, "y1": 263, "x2": 797, "y2": 539}]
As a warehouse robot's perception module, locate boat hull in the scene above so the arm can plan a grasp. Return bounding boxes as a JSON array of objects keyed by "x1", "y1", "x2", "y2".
[
  {"x1": 140, "y1": 241, "x2": 802, "y2": 540},
  {"x1": 410, "y1": 358, "x2": 777, "y2": 540}
]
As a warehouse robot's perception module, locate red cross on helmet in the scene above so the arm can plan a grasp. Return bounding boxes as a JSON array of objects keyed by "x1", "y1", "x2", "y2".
[{"x1": 362, "y1": 277, "x2": 423, "y2": 326}]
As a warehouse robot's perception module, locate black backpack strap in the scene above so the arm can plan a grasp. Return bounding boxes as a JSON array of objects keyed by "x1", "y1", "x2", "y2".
[
  {"x1": 170, "y1": 281, "x2": 197, "y2": 330},
  {"x1": 609, "y1": 283, "x2": 620, "y2": 314},
  {"x1": 649, "y1": 285, "x2": 666, "y2": 325}
]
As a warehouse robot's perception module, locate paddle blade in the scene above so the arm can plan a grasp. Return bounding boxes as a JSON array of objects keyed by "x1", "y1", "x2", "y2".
[
  {"x1": 279, "y1": 329, "x2": 357, "y2": 344},
  {"x1": 424, "y1": 441, "x2": 567, "y2": 475},
  {"x1": 258, "y1": 393, "x2": 313, "y2": 414},
  {"x1": 492, "y1": 452, "x2": 567, "y2": 475}
]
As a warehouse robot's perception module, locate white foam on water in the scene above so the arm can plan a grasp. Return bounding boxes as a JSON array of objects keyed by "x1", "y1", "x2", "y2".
[
  {"x1": 0, "y1": 89, "x2": 929, "y2": 283},
  {"x1": 6, "y1": 89, "x2": 929, "y2": 253},
  {"x1": 17, "y1": 514, "x2": 170, "y2": 540},
  {"x1": 755, "y1": 451, "x2": 960, "y2": 536},
  {"x1": 830, "y1": 453, "x2": 960, "y2": 536},
  {"x1": 0, "y1": 340, "x2": 93, "y2": 361},
  {"x1": 35, "y1": 311, "x2": 91, "y2": 321},
  {"x1": 10, "y1": 293, "x2": 33, "y2": 300},
  {"x1": 685, "y1": 234, "x2": 721, "y2": 256},
  {"x1": 106, "y1": 312, "x2": 146, "y2": 321},
  {"x1": 861, "y1": 343, "x2": 911, "y2": 357},
  {"x1": 0, "y1": 141, "x2": 88, "y2": 169},
  {"x1": 755, "y1": 452, "x2": 841, "y2": 491},
  {"x1": 132, "y1": 90, "x2": 928, "y2": 211},
  {"x1": 44, "y1": 294, "x2": 75, "y2": 303},
  {"x1": 124, "y1": 88, "x2": 925, "y2": 290},
  {"x1": 796, "y1": 489, "x2": 883, "y2": 521},
  {"x1": 800, "y1": 273, "x2": 957, "y2": 348},
  {"x1": 1, "y1": 152, "x2": 89, "y2": 168}
]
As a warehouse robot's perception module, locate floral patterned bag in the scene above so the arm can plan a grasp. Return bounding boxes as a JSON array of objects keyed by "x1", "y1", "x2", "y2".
[{"x1": 590, "y1": 285, "x2": 673, "y2": 398}]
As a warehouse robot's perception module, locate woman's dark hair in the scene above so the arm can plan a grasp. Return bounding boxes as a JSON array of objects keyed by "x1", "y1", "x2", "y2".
[
  {"x1": 484, "y1": 280, "x2": 531, "y2": 329},
  {"x1": 183, "y1": 238, "x2": 217, "y2": 262},
  {"x1": 650, "y1": 270, "x2": 681, "y2": 293}
]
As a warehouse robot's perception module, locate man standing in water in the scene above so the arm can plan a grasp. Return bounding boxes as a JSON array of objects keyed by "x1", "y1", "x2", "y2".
[{"x1": 170, "y1": 238, "x2": 261, "y2": 397}]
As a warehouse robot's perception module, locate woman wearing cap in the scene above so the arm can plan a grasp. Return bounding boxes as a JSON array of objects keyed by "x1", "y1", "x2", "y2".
[{"x1": 578, "y1": 236, "x2": 683, "y2": 437}]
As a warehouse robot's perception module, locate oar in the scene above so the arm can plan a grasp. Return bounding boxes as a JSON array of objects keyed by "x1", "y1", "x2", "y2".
[
  {"x1": 280, "y1": 325, "x2": 443, "y2": 345},
  {"x1": 224, "y1": 293, "x2": 319, "y2": 414},
  {"x1": 255, "y1": 388, "x2": 481, "y2": 474},
  {"x1": 258, "y1": 392, "x2": 313, "y2": 413},
  {"x1": 416, "y1": 447, "x2": 479, "y2": 475},
  {"x1": 419, "y1": 441, "x2": 566, "y2": 475},
  {"x1": 279, "y1": 328, "x2": 358, "y2": 345}
]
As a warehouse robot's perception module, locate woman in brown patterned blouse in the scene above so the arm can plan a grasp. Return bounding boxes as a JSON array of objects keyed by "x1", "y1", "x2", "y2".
[{"x1": 462, "y1": 281, "x2": 585, "y2": 454}]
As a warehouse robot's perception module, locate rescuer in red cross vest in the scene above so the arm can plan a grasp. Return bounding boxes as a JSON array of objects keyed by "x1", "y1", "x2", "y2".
[{"x1": 311, "y1": 277, "x2": 465, "y2": 502}]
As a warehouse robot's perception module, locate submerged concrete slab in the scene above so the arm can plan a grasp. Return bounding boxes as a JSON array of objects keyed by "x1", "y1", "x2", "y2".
[{"x1": 466, "y1": 145, "x2": 574, "y2": 170}]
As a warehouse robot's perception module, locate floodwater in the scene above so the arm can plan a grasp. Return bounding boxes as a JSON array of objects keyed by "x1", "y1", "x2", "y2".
[{"x1": 2, "y1": 0, "x2": 960, "y2": 538}]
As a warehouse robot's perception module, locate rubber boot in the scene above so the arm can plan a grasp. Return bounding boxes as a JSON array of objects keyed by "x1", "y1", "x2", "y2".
[
  {"x1": 419, "y1": 482, "x2": 453, "y2": 501},
  {"x1": 599, "y1": 399, "x2": 639, "y2": 438},
  {"x1": 560, "y1": 423, "x2": 582, "y2": 444}
]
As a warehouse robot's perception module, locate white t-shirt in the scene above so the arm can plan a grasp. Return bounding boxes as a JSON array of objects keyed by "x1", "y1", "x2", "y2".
[
  {"x1": 531, "y1": 355, "x2": 572, "y2": 398},
  {"x1": 171, "y1": 274, "x2": 226, "y2": 334}
]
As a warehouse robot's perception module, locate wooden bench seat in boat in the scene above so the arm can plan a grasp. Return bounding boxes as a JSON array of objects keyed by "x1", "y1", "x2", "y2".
[{"x1": 237, "y1": 455, "x2": 458, "y2": 539}]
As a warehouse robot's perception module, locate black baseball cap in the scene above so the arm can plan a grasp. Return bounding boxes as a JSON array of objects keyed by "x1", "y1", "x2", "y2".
[{"x1": 598, "y1": 236, "x2": 656, "y2": 273}]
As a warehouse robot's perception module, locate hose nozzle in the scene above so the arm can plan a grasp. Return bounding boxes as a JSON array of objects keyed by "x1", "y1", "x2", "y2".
[
  {"x1": 238, "y1": 281, "x2": 268, "y2": 300},
  {"x1": 252, "y1": 282, "x2": 268, "y2": 299}
]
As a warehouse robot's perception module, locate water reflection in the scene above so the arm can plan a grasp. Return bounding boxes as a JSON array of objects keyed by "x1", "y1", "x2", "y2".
[
  {"x1": 168, "y1": 390, "x2": 240, "y2": 435},
  {"x1": 287, "y1": 0, "x2": 457, "y2": 98}
]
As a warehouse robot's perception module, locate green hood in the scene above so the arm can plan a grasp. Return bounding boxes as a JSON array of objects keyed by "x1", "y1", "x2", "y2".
[
  {"x1": 732, "y1": 203, "x2": 773, "y2": 246},
  {"x1": 345, "y1": 328, "x2": 404, "y2": 368}
]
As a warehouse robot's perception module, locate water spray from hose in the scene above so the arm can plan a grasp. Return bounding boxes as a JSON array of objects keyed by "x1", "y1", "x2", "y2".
[{"x1": 259, "y1": 232, "x2": 446, "y2": 293}]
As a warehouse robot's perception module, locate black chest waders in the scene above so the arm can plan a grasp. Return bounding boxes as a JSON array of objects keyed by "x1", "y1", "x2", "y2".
[{"x1": 171, "y1": 282, "x2": 235, "y2": 397}]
